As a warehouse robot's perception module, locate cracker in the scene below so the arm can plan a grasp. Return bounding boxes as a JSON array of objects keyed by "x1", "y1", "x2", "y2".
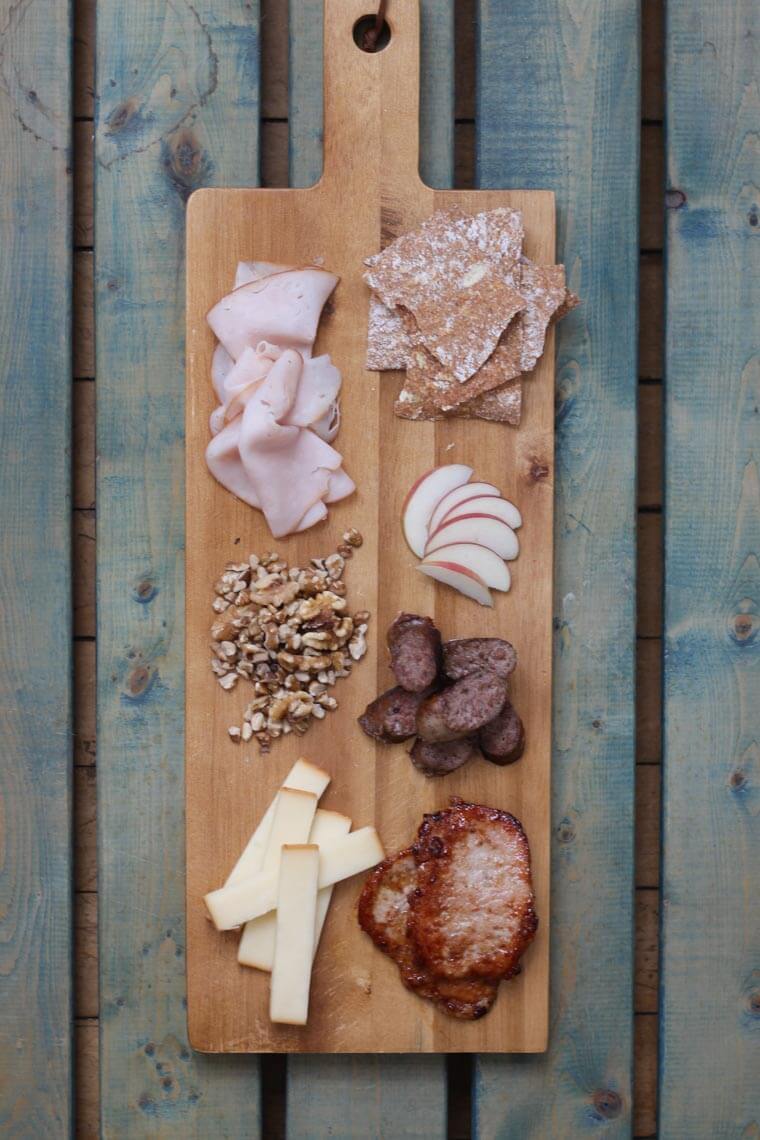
[
  {"x1": 517, "y1": 260, "x2": 567, "y2": 373},
  {"x1": 365, "y1": 207, "x2": 525, "y2": 382},
  {"x1": 365, "y1": 295, "x2": 409, "y2": 370},
  {"x1": 453, "y1": 377, "x2": 523, "y2": 424},
  {"x1": 398, "y1": 316, "x2": 523, "y2": 415},
  {"x1": 394, "y1": 375, "x2": 523, "y2": 425}
]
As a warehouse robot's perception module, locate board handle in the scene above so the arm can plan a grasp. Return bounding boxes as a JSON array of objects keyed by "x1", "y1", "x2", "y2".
[{"x1": 321, "y1": 0, "x2": 423, "y2": 192}]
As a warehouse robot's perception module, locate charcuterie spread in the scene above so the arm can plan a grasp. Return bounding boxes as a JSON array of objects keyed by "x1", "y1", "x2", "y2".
[{"x1": 188, "y1": 177, "x2": 570, "y2": 1048}]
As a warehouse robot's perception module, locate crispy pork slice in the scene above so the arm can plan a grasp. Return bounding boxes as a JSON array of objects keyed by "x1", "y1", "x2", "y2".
[
  {"x1": 358, "y1": 850, "x2": 497, "y2": 1020},
  {"x1": 410, "y1": 801, "x2": 537, "y2": 981}
]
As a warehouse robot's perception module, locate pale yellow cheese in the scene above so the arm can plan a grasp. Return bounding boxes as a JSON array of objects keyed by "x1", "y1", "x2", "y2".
[
  {"x1": 224, "y1": 758, "x2": 330, "y2": 887},
  {"x1": 235, "y1": 788, "x2": 319, "y2": 966},
  {"x1": 269, "y1": 845, "x2": 320, "y2": 1026},
  {"x1": 205, "y1": 826, "x2": 385, "y2": 931},
  {"x1": 238, "y1": 808, "x2": 351, "y2": 971}
]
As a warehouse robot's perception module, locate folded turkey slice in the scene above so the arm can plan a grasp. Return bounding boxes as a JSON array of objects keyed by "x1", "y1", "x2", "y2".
[{"x1": 208, "y1": 266, "x2": 339, "y2": 360}]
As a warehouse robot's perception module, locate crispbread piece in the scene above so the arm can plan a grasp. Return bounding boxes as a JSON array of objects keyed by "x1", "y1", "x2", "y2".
[
  {"x1": 365, "y1": 207, "x2": 525, "y2": 382},
  {"x1": 365, "y1": 295, "x2": 409, "y2": 371},
  {"x1": 452, "y1": 377, "x2": 523, "y2": 424},
  {"x1": 516, "y1": 259, "x2": 567, "y2": 373}
]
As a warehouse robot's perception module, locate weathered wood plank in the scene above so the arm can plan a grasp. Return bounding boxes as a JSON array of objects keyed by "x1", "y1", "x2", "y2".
[
  {"x1": 474, "y1": 0, "x2": 639, "y2": 1134},
  {"x1": 285, "y1": 2, "x2": 452, "y2": 1129},
  {"x1": 95, "y1": 3, "x2": 263, "y2": 1133},
  {"x1": 0, "y1": 0, "x2": 73, "y2": 1132},
  {"x1": 660, "y1": 2, "x2": 760, "y2": 1135}
]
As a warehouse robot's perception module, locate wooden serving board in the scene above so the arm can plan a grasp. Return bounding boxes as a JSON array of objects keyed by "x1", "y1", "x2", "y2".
[{"x1": 186, "y1": 0, "x2": 554, "y2": 1054}]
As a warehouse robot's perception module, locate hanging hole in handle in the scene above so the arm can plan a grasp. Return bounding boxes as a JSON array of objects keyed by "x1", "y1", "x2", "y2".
[{"x1": 353, "y1": 14, "x2": 391, "y2": 53}]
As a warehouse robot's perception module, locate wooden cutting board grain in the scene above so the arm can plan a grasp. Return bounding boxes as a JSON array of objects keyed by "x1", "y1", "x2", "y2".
[{"x1": 185, "y1": 0, "x2": 554, "y2": 1053}]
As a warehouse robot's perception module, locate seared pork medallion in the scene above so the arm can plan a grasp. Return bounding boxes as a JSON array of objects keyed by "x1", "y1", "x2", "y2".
[
  {"x1": 358, "y1": 800, "x2": 537, "y2": 1018},
  {"x1": 358, "y1": 614, "x2": 525, "y2": 776}
]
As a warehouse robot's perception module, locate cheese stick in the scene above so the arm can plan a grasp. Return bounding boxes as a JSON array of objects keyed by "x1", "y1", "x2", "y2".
[
  {"x1": 205, "y1": 826, "x2": 385, "y2": 931},
  {"x1": 225, "y1": 758, "x2": 330, "y2": 887},
  {"x1": 270, "y1": 845, "x2": 319, "y2": 1026},
  {"x1": 238, "y1": 808, "x2": 351, "y2": 970},
  {"x1": 235, "y1": 788, "x2": 319, "y2": 968}
]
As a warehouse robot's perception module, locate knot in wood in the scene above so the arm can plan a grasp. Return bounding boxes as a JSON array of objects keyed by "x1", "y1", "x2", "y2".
[{"x1": 592, "y1": 1089, "x2": 622, "y2": 1118}]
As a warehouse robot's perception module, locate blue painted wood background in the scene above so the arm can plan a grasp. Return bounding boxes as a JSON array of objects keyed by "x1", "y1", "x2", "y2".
[
  {"x1": 474, "y1": 1, "x2": 639, "y2": 1136},
  {"x1": 660, "y1": 1, "x2": 760, "y2": 1136},
  {"x1": 95, "y1": 3, "x2": 263, "y2": 1134},
  {"x1": 3, "y1": 0, "x2": 758, "y2": 1135},
  {"x1": 0, "y1": 0, "x2": 73, "y2": 1135}
]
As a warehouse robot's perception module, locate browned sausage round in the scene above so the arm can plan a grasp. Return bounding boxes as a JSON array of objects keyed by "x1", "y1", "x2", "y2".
[
  {"x1": 358, "y1": 686, "x2": 428, "y2": 743},
  {"x1": 387, "y1": 613, "x2": 442, "y2": 692},
  {"x1": 416, "y1": 671, "x2": 508, "y2": 743},
  {"x1": 409, "y1": 736, "x2": 477, "y2": 777},
  {"x1": 479, "y1": 702, "x2": 525, "y2": 765},
  {"x1": 442, "y1": 637, "x2": 517, "y2": 681}
]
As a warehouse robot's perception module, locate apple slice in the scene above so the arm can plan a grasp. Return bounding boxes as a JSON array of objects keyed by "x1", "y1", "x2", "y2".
[
  {"x1": 428, "y1": 481, "x2": 501, "y2": 535},
  {"x1": 425, "y1": 513, "x2": 519, "y2": 561},
  {"x1": 421, "y1": 542, "x2": 511, "y2": 592},
  {"x1": 439, "y1": 494, "x2": 522, "y2": 532},
  {"x1": 402, "y1": 464, "x2": 472, "y2": 557},
  {"x1": 418, "y1": 560, "x2": 493, "y2": 607}
]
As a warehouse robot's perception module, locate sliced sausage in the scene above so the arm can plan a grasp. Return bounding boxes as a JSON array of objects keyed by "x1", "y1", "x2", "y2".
[
  {"x1": 442, "y1": 637, "x2": 517, "y2": 681},
  {"x1": 416, "y1": 671, "x2": 508, "y2": 743},
  {"x1": 387, "y1": 613, "x2": 442, "y2": 692},
  {"x1": 410, "y1": 736, "x2": 478, "y2": 777},
  {"x1": 358, "y1": 686, "x2": 428, "y2": 743},
  {"x1": 479, "y1": 702, "x2": 525, "y2": 765}
]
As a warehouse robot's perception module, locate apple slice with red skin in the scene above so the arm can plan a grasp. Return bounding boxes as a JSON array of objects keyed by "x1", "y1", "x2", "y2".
[
  {"x1": 417, "y1": 560, "x2": 493, "y2": 607},
  {"x1": 439, "y1": 494, "x2": 522, "y2": 532},
  {"x1": 401, "y1": 464, "x2": 473, "y2": 557},
  {"x1": 425, "y1": 513, "x2": 519, "y2": 561},
  {"x1": 421, "y1": 542, "x2": 511, "y2": 592},
  {"x1": 427, "y1": 480, "x2": 501, "y2": 535}
]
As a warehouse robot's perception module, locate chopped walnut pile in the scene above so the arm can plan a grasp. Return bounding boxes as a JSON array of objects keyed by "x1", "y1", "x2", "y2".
[{"x1": 210, "y1": 542, "x2": 369, "y2": 752}]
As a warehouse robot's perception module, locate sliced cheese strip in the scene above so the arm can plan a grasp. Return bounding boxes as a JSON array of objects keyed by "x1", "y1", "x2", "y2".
[
  {"x1": 235, "y1": 788, "x2": 319, "y2": 968},
  {"x1": 225, "y1": 758, "x2": 330, "y2": 887},
  {"x1": 270, "y1": 845, "x2": 319, "y2": 1026},
  {"x1": 238, "y1": 808, "x2": 351, "y2": 971},
  {"x1": 205, "y1": 826, "x2": 384, "y2": 931}
]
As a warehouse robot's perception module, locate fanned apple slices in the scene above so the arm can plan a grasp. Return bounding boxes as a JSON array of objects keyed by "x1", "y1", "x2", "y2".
[{"x1": 402, "y1": 465, "x2": 522, "y2": 606}]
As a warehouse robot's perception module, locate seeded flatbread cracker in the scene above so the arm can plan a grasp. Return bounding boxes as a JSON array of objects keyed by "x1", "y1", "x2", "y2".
[
  {"x1": 365, "y1": 207, "x2": 525, "y2": 382},
  {"x1": 365, "y1": 295, "x2": 410, "y2": 371},
  {"x1": 395, "y1": 375, "x2": 523, "y2": 424},
  {"x1": 454, "y1": 377, "x2": 523, "y2": 423},
  {"x1": 517, "y1": 260, "x2": 567, "y2": 373},
  {"x1": 396, "y1": 315, "x2": 523, "y2": 415}
]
